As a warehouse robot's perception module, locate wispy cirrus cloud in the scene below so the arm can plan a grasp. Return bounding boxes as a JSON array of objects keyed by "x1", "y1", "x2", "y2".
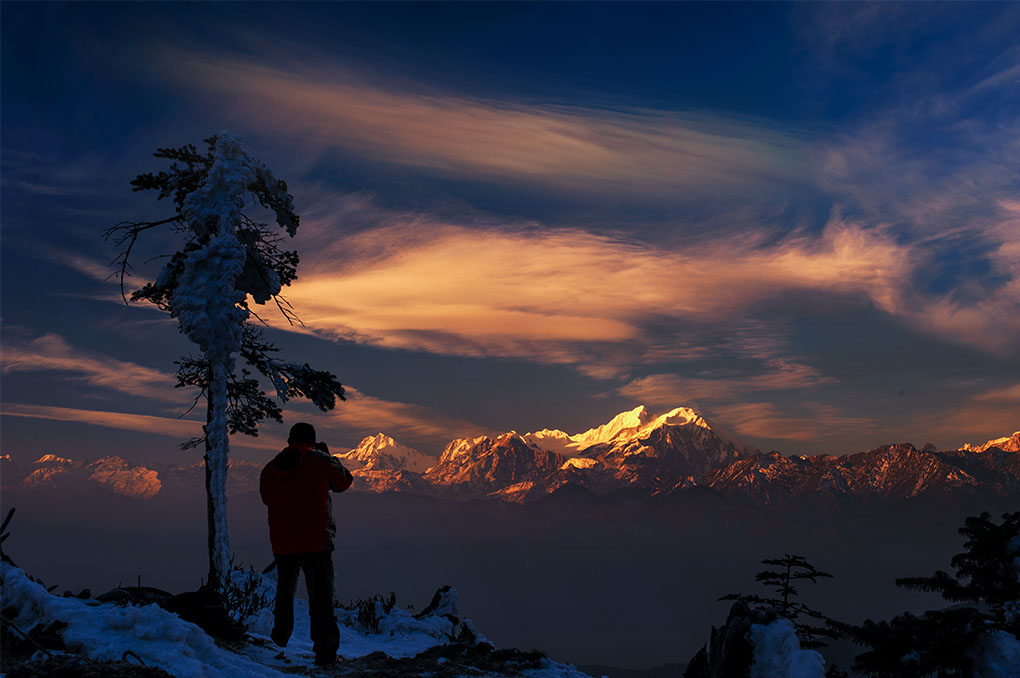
[
  {"x1": 1, "y1": 403, "x2": 205, "y2": 441},
  {"x1": 708, "y1": 401, "x2": 876, "y2": 445},
  {"x1": 45, "y1": 248, "x2": 115, "y2": 284},
  {"x1": 0, "y1": 331, "x2": 476, "y2": 453},
  {"x1": 618, "y1": 360, "x2": 835, "y2": 407},
  {"x1": 154, "y1": 47, "x2": 806, "y2": 199},
  {"x1": 818, "y1": 103, "x2": 1020, "y2": 353},
  {"x1": 0, "y1": 402, "x2": 289, "y2": 452},
  {"x1": 616, "y1": 360, "x2": 864, "y2": 448},
  {"x1": 915, "y1": 382, "x2": 1020, "y2": 440},
  {"x1": 1, "y1": 333, "x2": 182, "y2": 403}
]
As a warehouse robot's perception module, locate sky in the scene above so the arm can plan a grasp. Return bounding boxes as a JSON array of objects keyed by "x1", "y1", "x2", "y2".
[{"x1": 2, "y1": 2, "x2": 1019, "y2": 466}]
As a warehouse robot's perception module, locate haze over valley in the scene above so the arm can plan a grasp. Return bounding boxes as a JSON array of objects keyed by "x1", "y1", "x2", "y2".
[{"x1": 4, "y1": 406, "x2": 1017, "y2": 668}]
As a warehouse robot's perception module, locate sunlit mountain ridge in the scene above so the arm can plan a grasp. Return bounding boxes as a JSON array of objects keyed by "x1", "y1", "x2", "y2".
[
  {"x1": 333, "y1": 433, "x2": 434, "y2": 473},
  {"x1": 2, "y1": 408, "x2": 1017, "y2": 506},
  {"x1": 960, "y1": 430, "x2": 1020, "y2": 453}
]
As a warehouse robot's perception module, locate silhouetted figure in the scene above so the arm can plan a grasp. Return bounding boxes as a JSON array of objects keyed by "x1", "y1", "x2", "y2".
[{"x1": 260, "y1": 422, "x2": 354, "y2": 666}]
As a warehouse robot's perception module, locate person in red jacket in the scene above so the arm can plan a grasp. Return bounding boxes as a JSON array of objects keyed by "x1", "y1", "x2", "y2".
[{"x1": 260, "y1": 422, "x2": 353, "y2": 666}]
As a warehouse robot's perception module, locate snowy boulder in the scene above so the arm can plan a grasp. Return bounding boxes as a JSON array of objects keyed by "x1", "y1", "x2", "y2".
[
  {"x1": 1, "y1": 562, "x2": 283, "y2": 678},
  {"x1": 683, "y1": 600, "x2": 826, "y2": 678},
  {"x1": 683, "y1": 599, "x2": 762, "y2": 678},
  {"x1": 969, "y1": 630, "x2": 1020, "y2": 678},
  {"x1": 415, "y1": 584, "x2": 460, "y2": 624},
  {"x1": 748, "y1": 619, "x2": 825, "y2": 678}
]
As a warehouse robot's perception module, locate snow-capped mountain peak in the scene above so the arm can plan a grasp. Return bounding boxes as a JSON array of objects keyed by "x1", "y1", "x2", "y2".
[
  {"x1": 34, "y1": 454, "x2": 72, "y2": 465},
  {"x1": 335, "y1": 434, "x2": 434, "y2": 473},
  {"x1": 523, "y1": 404, "x2": 750, "y2": 458},
  {"x1": 571, "y1": 405, "x2": 652, "y2": 446},
  {"x1": 959, "y1": 431, "x2": 1020, "y2": 453},
  {"x1": 439, "y1": 436, "x2": 491, "y2": 465}
]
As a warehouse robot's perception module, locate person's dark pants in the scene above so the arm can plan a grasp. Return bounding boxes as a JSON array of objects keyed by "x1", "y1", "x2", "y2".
[{"x1": 271, "y1": 551, "x2": 340, "y2": 662}]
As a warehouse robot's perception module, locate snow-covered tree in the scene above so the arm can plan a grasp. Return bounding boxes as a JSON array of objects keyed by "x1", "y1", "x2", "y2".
[{"x1": 107, "y1": 134, "x2": 345, "y2": 589}]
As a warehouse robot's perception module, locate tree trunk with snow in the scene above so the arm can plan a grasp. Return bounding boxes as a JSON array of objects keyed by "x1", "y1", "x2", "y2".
[
  {"x1": 110, "y1": 133, "x2": 342, "y2": 591},
  {"x1": 171, "y1": 137, "x2": 258, "y2": 590},
  {"x1": 204, "y1": 363, "x2": 232, "y2": 590}
]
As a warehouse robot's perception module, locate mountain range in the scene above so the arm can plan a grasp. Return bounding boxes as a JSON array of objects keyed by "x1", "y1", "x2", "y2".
[{"x1": 2, "y1": 405, "x2": 1018, "y2": 507}]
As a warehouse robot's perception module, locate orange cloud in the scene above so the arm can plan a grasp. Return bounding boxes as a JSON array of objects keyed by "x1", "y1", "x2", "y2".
[{"x1": 273, "y1": 216, "x2": 917, "y2": 371}]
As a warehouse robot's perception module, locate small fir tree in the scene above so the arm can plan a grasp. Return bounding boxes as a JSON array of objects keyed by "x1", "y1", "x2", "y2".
[
  {"x1": 107, "y1": 134, "x2": 345, "y2": 589},
  {"x1": 837, "y1": 511, "x2": 1020, "y2": 677},
  {"x1": 721, "y1": 554, "x2": 838, "y2": 648},
  {"x1": 896, "y1": 511, "x2": 1020, "y2": 628}
]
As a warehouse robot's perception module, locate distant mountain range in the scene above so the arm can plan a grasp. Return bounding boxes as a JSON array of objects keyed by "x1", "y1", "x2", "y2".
[{"x1": 2, "y1": 405, "x2": 1018, "y2": 507}]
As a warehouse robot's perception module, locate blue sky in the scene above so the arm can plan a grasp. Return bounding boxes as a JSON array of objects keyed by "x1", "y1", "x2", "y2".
[{"x1": 2, "y1": 2, "x2": 1018, "y2": 464}]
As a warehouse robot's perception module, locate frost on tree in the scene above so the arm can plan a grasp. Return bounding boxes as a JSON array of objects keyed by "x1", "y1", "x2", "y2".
[{"x1": 108, "y1": 133, "x2": 345, "y2": 589}]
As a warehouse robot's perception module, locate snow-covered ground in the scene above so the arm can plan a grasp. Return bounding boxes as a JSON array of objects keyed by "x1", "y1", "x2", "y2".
[
  {"x1": 1, "y1": 561, "x2": 591, "y2": 678},
  {"x1": 7, "y1": 556, "x2": 1018, "y2": 677}
]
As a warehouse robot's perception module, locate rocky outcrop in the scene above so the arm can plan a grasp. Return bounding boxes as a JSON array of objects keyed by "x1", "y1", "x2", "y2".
[
  {"x1": 424, "y1": 432, "x2": 564, "y2": 499},
  {"x1": 684, "y1": 599, "x2": 771, "y2": 678}
]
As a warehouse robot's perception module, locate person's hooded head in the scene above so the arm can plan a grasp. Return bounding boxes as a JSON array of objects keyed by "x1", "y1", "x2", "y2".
[{"x1": 288, "y1": 422, "x2": 316, "y2": 447}]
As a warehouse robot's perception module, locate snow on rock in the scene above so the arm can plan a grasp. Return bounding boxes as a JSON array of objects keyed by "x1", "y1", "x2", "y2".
[
  {"x1": 423, "y1": 586, "x2": 460, "y2": 621},
  {"x1": 970, "y1": 631, "x2": 1020, "y2": 678},
  {"x1": 561, "y1": 457, "x2": 599, "y2": 470},
  {"x1": 961, "y1": 431, "x2": 1020, "y2": 453},
  {"x1": 18, "y1": 456, "x2": 163, "y2": 499},
  {"x1": 748, "y1": 619, "x2": 825, "y2": 678},
  {"x1": 335, "y1": 433, "x2": 434, "y2": 473},
  {"x1": 2, "y1": 561, "x2": 283, "y2": 678},
  {"x1": 525, "y1": 404, "x2": 752, "y2": 461},
  {"x1": 34, "y1": 453, "x2": 73, "y2": 465},
  {"x1": 523, "y1": 429, "x2": 575, "y2": 456},
  {"x1": 491, "y1": 480, "x2": 541, "y2": 503},
  {"x1": 438, "y1": 436, "x2": 490, "y2": 464},
  {"x1": 87, "y1": 456, "x2": 162, "y2": 499}
]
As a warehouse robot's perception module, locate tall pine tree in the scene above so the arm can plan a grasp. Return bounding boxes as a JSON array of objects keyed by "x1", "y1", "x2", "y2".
[{"x1": 107, "y1": 134, "x2": 344, "y2": 589}]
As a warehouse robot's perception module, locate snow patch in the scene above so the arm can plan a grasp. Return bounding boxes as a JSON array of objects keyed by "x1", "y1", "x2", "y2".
[
  {"x1": 561, "y1": 457, "x2": 598, "y2": 470},
  {"x1": 33, "y1": 454, "x2": 72, "y2": 465},
  {"x1": 336, "y1": 433, "x2": 434, "y2": 473}
]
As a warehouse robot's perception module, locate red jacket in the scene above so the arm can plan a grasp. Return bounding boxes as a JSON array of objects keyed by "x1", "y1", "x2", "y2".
[{"x1": 260, "y1": 444, "x2": 354, "y2": 555}]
